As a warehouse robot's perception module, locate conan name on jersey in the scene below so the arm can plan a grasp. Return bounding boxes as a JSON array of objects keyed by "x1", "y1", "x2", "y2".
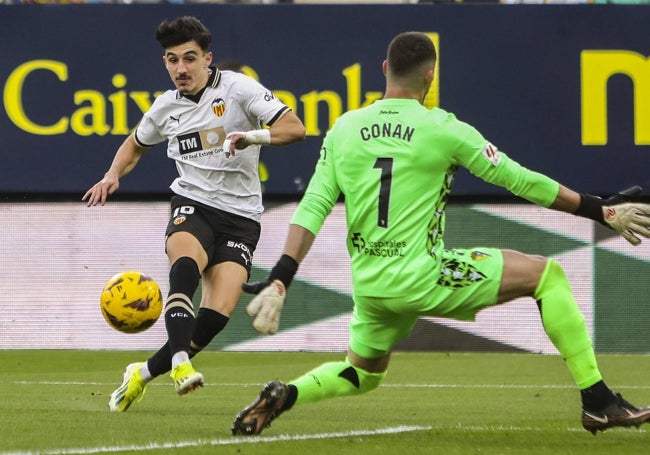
[{"x1": 359, "y1": 123, "x2": 414, "y2": 142}]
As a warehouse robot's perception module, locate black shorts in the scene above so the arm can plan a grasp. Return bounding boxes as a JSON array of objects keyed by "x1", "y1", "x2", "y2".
[{"x1": 165, "y1": 195, "x2": 261, "y2": 274}]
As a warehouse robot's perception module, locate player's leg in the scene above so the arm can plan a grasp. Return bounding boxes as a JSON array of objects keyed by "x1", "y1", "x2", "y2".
[
  {"x1": 153, "y1": 230, "x2": 207, "y2": 395},
  {"x1": 499, "y1": 250, "x2": 602, "y2": 389},
  {"x1": 185, "y1": 209, "x2": 258, "y2": 354},
  {"x1": 139, "y1": 265, "x2": 241, "y2": 377},
  {"x1": 108, "y1": 236, "x2": 205, "y2": 410},
  {"x1": 193, "y1": 260, "x2": 246, "y2": 341},
  {"x1": 232, "y1": 298, "x2": 412, "y2": 435},
  {"x1": 108, "y1": 198, "x2": 212, "y2": 411},
  {"x1": 500, "y1": 249, "x2": 650, "y2": 433},
  {"x1": 127, "y1": 265, "x2": 241, "y2": 404},
  {"x1": 231, "y1": 351, "x2": 389, "y2": 436}
]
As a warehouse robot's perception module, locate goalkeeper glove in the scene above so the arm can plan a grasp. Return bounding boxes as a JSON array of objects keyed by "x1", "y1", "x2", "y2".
[
  {"x1": 603, "y1": 203, "x2": 650, "y2": 246},
  {"x1": 242, "y1": 254, "x2": 298, "y2": 335},
  {"x1": 576, "y1": 186, "x2": 650, "y2": 245},
  {"x1": 245, "y1": 280, "x2": 286, "y2": 335}
]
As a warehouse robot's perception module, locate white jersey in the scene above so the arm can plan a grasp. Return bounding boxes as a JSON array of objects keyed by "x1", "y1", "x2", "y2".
[{"x1": 134, "y1": 68, "x2": 291, "y2": 222}]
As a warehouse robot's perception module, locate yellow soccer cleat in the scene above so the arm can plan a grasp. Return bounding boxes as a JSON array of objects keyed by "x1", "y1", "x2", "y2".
[
  {"x1": 170, "y1": 361, "x2": 204, "y2": 395},
  {"x1": 108, "y1": 362, "x2": 147, "y2": 412}
]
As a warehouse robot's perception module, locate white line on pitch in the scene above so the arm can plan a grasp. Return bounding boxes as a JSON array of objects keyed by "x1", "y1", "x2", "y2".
[
  {"x1": 11, "y1": 381, "x2": 650, "y2": 391},
  {"x1": 0, "y1": 425, "x2": 432, "y2": 455}
]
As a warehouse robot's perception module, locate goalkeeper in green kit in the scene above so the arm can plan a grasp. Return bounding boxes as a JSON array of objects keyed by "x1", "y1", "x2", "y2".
[{"x1": 230, "y1": 31, "x2": 650, "y2": 436}]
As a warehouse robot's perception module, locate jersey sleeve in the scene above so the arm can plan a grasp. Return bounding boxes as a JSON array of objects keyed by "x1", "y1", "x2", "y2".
[
  {"x1": 290, "y1": 130, "x2": 340, "y2": 235},
  {"x1": 133, "y1": 114, "x2": 165, "y2": 147},
  {"x1": 451, "y1": 121, "x2": 559, "y2": 207},
  {"x1": 132, "y1": 92, "x2": 172, "y2": 147},
  {"x1": 235, "y1": 76, "x2": 290, "y2": 127}
]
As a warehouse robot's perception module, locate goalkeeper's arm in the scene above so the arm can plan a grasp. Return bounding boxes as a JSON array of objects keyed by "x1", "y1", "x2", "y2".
[
  {"x1": 554, "y1": 184, "x2": 650, "y2": 246},
  {"x1": 243, "y1": 224, "x2": 316, "y2": 334}
]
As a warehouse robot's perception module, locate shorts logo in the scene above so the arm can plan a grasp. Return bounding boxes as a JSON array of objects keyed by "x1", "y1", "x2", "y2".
[
  {"x1": 471, "y1": 250, "x2": 491, "y2": 261},
  {"x1": 173, "y1": 216, "x2": 186, "y2": 225},
  {"x1": 481, "y1": 143, "x2": 501, "y2": 166},
  {"x1": 227, "y1": 240, "x2": 253, "y2": 266}
]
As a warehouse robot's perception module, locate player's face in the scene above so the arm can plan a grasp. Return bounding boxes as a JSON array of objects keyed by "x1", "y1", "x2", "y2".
[{"x1": 163, "y1": 41, "x2": 213, "y2": 96}]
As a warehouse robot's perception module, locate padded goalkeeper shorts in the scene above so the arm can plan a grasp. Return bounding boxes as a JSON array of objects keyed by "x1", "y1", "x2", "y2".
[{"x1": 349, "y1": 247, "x2": 503, "y2": 359}]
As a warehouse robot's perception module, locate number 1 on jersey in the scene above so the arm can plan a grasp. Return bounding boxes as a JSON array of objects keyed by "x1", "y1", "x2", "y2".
[{"x1": 373, "y1": 157, "x2": 393, "y2": 228}]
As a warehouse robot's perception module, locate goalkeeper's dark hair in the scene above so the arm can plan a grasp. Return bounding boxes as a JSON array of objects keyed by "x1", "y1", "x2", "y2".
[
  {"x1": 387, "y1": 31, "x2": 437, "y2": 77},
  {"x1": 156, "y1": 16, "x2": 212, "y2": 51}
]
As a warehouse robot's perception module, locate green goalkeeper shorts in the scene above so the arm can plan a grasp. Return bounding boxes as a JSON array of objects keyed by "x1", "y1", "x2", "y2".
[{"x1": 349, "y1": 247, "x2": 503, "y2": 359}]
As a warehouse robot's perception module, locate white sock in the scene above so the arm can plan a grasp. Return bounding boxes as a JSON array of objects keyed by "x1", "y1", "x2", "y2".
[
  {"x1": 139, "y1": 363, "x2": 153, "y2": 383},
  {"x1": 171, "y1": 351, "x2": 190, "y2": 369}
]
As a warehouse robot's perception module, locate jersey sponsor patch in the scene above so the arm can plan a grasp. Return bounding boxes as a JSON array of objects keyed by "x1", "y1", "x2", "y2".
[
  {"x1": 481, "y1": 143, "x2": 501, "y2": 166},
  {"x1": 177, "y1": 132, "x2": 202, "y2": 155},
  {"x1": 350, "y1": 232, "x2": 407, "y2": 258},
  {"x1": 176, "y1": 127, "x2": 226, "y2": 155}
]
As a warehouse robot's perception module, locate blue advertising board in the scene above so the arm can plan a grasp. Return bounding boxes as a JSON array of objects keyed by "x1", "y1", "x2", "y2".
[{"x1": 1, "y1": 4, "x2": 649, "y2": 198}]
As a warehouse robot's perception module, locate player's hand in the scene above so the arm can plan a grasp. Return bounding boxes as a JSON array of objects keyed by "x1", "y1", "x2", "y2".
[
  {"x1": 244, "y1": 279, "x2": 286, "y2": 335},
  {"x1": 223, "y1": 129, "x2": 270, "y2": 158},
  {"x1": 222, "y1": 132, "x2": 245, "y2": 158},
  {"x1": 603, "y1": 203, "x2": 650, "y2": 246},
  {"x1": 82, "y1": 174, "x2": 120, "y2": 207}
]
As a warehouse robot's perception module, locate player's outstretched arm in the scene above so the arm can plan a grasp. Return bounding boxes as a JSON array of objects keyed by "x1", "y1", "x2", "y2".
[
  {"x1": 552, "y1": 184, "x2": 650, "y2": 245},
  {"x1": 82, "y1": 134, "x2": 148, "y2": 206}
]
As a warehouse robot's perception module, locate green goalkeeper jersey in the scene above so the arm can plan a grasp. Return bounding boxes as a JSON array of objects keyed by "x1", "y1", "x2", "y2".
[{"x1": 291, "y1": 98, "x2": 559, "y2": 298}]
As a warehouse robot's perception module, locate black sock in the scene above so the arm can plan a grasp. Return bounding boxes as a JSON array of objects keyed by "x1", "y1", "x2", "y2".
[
  {"x1": 147, "y1": 308, "x2": 229, "y2": 377},
  {"x1": 280, "y1": 384, "x2": 298, "y2": 412},
  {"x1": 147, "y1": 342, "x2": 172, "y2": 378},
  {"x1": 581, "y1": 380, "x2": 616, "y2": 412},
  {"x1": 191, "y1": 308, "x2": 230, "y2": 351},
  {"x1": 165, "y1": 257, "x2": 200, "y2": 356}
]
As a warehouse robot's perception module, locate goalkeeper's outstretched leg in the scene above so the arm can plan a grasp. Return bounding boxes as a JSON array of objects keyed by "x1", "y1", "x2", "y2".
[
  {"x1": 503, "y1": 251, "x2": 650, "y2": 434},
  {"x1": 231, "y1": 353, "x2": 387, "y2": 436}
]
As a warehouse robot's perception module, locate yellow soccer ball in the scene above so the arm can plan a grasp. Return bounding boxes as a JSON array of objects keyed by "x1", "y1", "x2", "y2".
[{"x1": 100, "y1": 271, "x2": 163, "y2": 334}]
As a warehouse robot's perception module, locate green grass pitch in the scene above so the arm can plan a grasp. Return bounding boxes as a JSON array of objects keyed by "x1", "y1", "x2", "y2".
[{"x1": 2, "y1": 350, "x2": 649, "y2": 454}]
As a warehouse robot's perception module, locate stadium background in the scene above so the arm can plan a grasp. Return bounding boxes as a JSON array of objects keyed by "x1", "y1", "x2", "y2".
[{"x1": 1, "y1": 3, "x2": 649, "y2": 354}]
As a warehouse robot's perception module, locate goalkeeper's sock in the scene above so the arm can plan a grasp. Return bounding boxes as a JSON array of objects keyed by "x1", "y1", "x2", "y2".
[
  {"x1": 534, "y1": 259, "x2": 602, "y2": 389},
  {"x1": 146, "y1": 309, "x2": 230, "y2": 378},
  {"x1": 581, "y1": 380, "x2": 617, "y2": 412},
  {"x1": 288, "y1": 359, "x2": 386, "y2": 407},
  {"x1": 164, "y1": 256, "x2": 200, "y2": 359}
]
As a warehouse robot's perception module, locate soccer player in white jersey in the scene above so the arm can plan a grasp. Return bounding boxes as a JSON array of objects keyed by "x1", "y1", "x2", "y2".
[{"x1": 83, "y1": 16, "x2": 305, "y2": 412}]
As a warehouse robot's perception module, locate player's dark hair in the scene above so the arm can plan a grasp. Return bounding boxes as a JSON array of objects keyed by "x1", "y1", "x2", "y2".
[
  {"x1": 155, "y1": 16, "x2": 212, "y2": 51},
  {"x1": 387, "y1": 32, "x2": 436, "y2": 77}
]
